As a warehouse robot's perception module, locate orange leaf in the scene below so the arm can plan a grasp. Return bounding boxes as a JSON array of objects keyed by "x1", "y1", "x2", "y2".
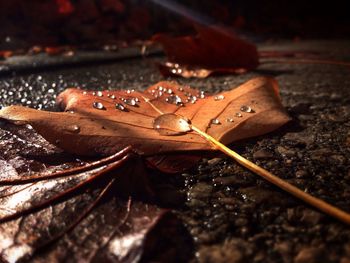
[{"x1": 0, "y1": 77, "x2": 289, "y2": 170}]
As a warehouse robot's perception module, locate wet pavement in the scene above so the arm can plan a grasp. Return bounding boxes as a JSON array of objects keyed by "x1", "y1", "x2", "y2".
[{"x1": 0, "y1": 40, "x2": 350, "y2": 262}]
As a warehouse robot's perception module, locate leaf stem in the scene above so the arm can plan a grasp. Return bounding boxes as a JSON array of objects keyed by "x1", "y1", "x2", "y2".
[{"x1": 191, "y1": 125, "x2": 350, "y2": 225}]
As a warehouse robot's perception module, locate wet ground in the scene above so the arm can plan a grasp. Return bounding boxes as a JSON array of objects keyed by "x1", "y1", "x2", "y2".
[{"x1": 0, "y1": 40, "x2": 350, "y2": 262}]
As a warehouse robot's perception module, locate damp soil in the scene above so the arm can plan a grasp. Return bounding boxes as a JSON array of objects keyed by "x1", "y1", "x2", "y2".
[{"x1": 0, "y1": 40, "x2": 350, "y2": 262}]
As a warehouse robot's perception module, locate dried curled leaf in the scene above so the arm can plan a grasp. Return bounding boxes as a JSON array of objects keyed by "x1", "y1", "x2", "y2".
[
  {"x1": 0, "y1": 77, "x2": 290, "y2": 161},
  {"x1": 0, "y1": 122, "x2": 192, "y2": 262},
  {"x1": 153, "y1": 24, "x2": 259, "y2": 78}
]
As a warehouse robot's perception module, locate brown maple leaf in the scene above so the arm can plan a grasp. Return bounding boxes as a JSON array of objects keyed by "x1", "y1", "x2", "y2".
[{"x1": 0, "y1": 77, "x2": 289, "y2": 166}]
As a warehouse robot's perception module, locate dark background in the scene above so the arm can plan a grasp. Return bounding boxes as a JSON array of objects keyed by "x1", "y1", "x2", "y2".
[{"x1": 0, "y1": 0, "x2": 349, "y2": 49}]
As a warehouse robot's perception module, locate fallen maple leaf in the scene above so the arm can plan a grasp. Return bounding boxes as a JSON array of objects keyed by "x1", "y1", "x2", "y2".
[
  {"x1": 152, "y1": 24, "x2": 259, "y2": 78},
  {"x1": 0, "y1": 77, "x2": 289, "y2": 170}
]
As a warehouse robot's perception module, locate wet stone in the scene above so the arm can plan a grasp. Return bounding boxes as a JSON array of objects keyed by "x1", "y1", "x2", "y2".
[
  {"x1": 207, "y1": 157, "x2": 223, "y2": 166},
  {"x1": 290, "y1": 102, "x2": 311, "y2": 114},
  {"x1": 276, "y1": 146, "x2": 296, "y2": 157},
  {"x1": 239, "y1": 187, "x2": 289, "y2": 206},
  {"x1": 300, "y1": 209, "x2": 323, "y2": 225},
  {"x1": 213, "y1": 175, "x2": 252, "y2": 187},
  {"x1": 295, "y1": 170, "x2": 308, "y2": 178},
  {"x1": 253, "y1": 149, "x2": 274, "y2": 159},
  {"x1": 274, "y1": 241, "x2": 293, "y2": 262},
  {"x1": 283, "y1": 132, "x2": 315, "y2": 146},
  {"x1": 187, "y1": 198, "x2": 207, "y2": 208},
  {"x1": 309, "y1": 148, "x2": 333, "y2": 162},
  {"x1": 330, "y1": 154, "x2": 346, "y2": 165},
  {"x1": 197, "y1": 240, "x2": 244, "y2": 263},
  {"x1": 325, "y1": 113, "x2": 346, "y2": 123},
  {"x1": 294, "y1": 247, "x2": 323, "y2": 263},
  {"x1": 188, "y1": 182, "x2": 213, "y2": 200}
]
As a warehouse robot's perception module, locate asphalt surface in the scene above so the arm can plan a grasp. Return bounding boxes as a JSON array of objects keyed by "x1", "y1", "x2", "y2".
[{"x1": 0, "y1": 40, "x2": 349, "y2": 263}]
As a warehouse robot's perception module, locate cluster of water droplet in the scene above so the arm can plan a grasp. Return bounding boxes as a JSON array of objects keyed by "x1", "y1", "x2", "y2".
[
  {"x1": 87, "y1": 89, "x2": 140, "y2": 112},
  {"x1": 148, "y1": 85, "x2": 206, "y2": 107},
  {"x1": 166, "y1": 62, "x2": 183, "y2": 75},
  {"x1": 210, "y1": 102, "x2": 255, "y2": 126}
]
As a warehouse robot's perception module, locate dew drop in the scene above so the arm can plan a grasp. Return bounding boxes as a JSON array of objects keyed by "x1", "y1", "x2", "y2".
[
  {"x1": 189, "y1": 95, "x2": 197, "y2": 104},
  {"x1": 166, "y1": 95, "x2": 183, "y2": 106},
  {"x1": 82, "y1": 91, "x2": 87, "y2": 95},
  {"x1": 153, "y1": 113, "x2": 192, "y2": 136},
  {"x1": 115, "y1": 103, "x2": 127, "y2": 111},
  {"x1": 178, "y1": 87, "x2": 184, "y2": 92},
  {"x1": 93, "y1": 102, "x2": 105, "y2": 110},
  {"x1": 66, "y1": 125, "x2": 80, "y2": 134},
  {"x1": 235, "y1": 112, "x2": 243, "y2": 117},
  {"x1": 226, "y1": 118, "x2": 234, "y2": 122},
  {"x1": 124, "y1": 98, "x2": 137, "y2": 106},
  {"x1": 240, "y1": 105, "x2": 254, "y2": 113},
  {"x1": 214, "y1": 95, "x2": 225, "y2": 101},
  {"x1": 96, "y1": 91, "x2": 103, "y2": 97},
  {"x1": 110, "y1": 94, "x2": 116, "y2": 99},
  {"x1": 211, "y1": 119, "x2": 221, "y2": 125}
]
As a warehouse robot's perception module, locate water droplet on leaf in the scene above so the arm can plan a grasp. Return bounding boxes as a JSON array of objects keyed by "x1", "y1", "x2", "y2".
[
  {"x1": 166, "y1": 95, "x2": 183, "y2": 106},
  {"x1": 235, "y1": 112, "x2": 243, "y2": 117},
  {"x1": 211, "y1": 119, "x2": 221, "y2": 125},
  {"x1": 153, "y1": 113, "x2": 192, "y2": 136},
  {"x1": 240, "y1": 105, "x2": 254, "y2": 113},
  {"x1": 226, "y1": 118, "x2": 234, "y2": 122},
  {"x1": 66, "y1": 125, "x2": 80, "y2": 133},
  {"x1": 124, "y1": 98, "x2": 138, "y2": 106},
  {"x1": 178, "y1": 87, "x2": 184, "y2": 92},
  {"x1": 189, "y1": 96, "x2": 197, "y2": 104},
  {"x1": 96, "y1": 91, "x2": 103, "y2": 97},
  {"x1": 93, "y1": 102, "x2": 105, "y2": 110},
  {"x1": 115, "y1": 103, "x2": 127, "y2": 111},
  {"x1": 214, "y1": 95, "x2": 225, "y2": 101}
]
